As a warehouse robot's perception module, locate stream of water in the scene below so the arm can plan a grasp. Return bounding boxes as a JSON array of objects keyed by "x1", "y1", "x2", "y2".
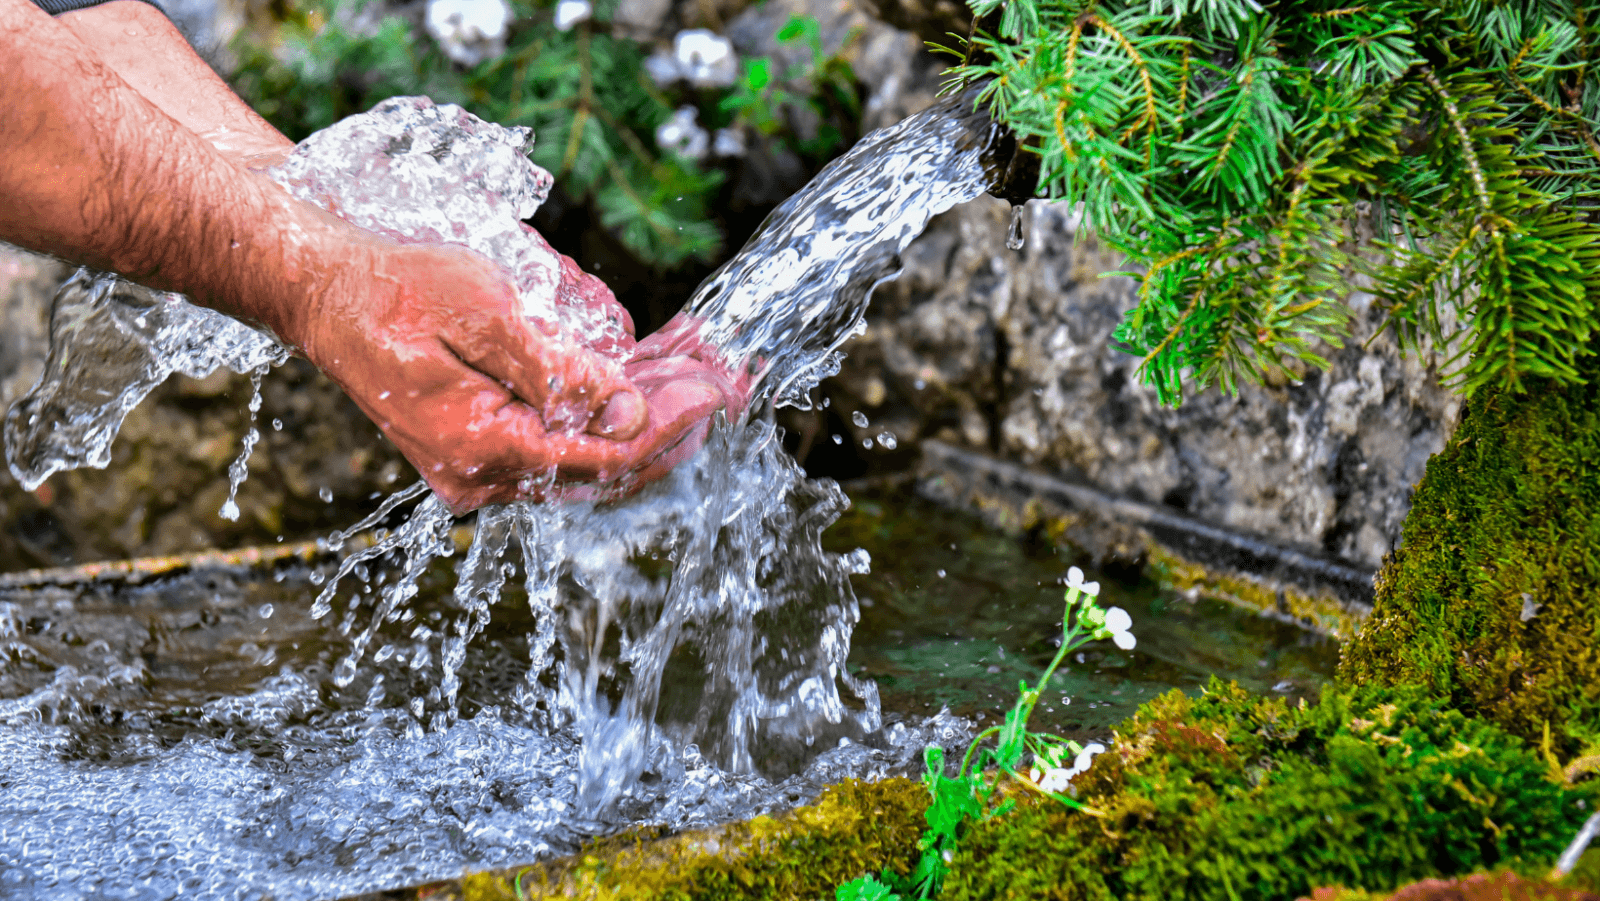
[{"x1": 1, "y1": 94, "x2": 1013, "y2": 899}]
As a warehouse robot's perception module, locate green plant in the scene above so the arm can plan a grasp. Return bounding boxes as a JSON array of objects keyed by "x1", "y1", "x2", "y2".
[
  {"x1": 946, "y1": 0, "x2": 1600, "y2": 404},
  {"x1": 231, "y1": 0, "x2": 863, "y2": 268},
  {"x1": 721, "y1": 14, "x2": 864, "y2": 159},
  {"x1": 837, "y1": 566, "x2": 1137, "y2": 900},
  {"x1": 943, "y1": 682, "x2": 1600, "y2": 901},
  {"x1": 1340, "y1": 341, "x2": 1600, "y2": 755}
]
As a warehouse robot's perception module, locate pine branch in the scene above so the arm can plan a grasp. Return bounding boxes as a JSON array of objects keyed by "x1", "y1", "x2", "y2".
[{"x1": 948, "y1": 0, "x2": 1600, "y2": 404}]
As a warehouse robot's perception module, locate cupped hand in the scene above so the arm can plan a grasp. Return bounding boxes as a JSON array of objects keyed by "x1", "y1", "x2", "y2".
[
  {"x1": 285, "y1": 238, "x2": 729, "y2": 513},
  {"x1": 614, "y1": 310, "x2": 758, "y2": 484}
]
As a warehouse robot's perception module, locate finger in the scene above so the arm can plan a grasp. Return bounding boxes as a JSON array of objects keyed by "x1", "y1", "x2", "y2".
[
  {"x1": 449, "y1": 313, "x2": 648, "y2": 441},
  {"x1": 633, "y1": 312, "x2": 709, "y2": 361},
  {"x1": 428, "y1": 375, "x2": 727, "y2": 512},
  {"x1": 628, "y1": 354, "x2": 754, "y2": 425},
  {"x1": 512, "y1": 376, "x2": 725, "y2": 489}
]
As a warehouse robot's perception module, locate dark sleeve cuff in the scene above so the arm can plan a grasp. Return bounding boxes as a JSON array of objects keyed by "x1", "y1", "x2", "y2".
[{"x1": 31, "y1": 0, "x2": 166, "y2": 15}]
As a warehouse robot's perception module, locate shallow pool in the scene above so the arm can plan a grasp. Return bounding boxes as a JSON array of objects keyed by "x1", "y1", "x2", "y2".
[{"x1": 0, "y1": 486, "x2": 1336, "y2": 900}]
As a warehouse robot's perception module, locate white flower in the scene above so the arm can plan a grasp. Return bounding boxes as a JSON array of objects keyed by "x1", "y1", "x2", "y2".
[
  {"x1": 712, "y1": 126, "x2": 746, "y2": 157},
  {"x1": 553, "y1": 0, "x2": 591, "y2": 31},
  {"x1": 1069, "y1": 741, "x2": 1106, "y2": 776},
  {"x1": 1103, "y1": 607, "x2": 1136, "y2": 650},
  {"x1": 425, "y1": 0, "x2": 512, "y2": 66},
  {"x1": 1065, "y1": 565, "x2": 1100, "y2": 598},
  {"x1": 1031, "y1": 741, "x2": 1106, "y2": 794},
  {"x1": 673, "y1": 29, "x2": 738, "y2": 87},
  {"x1": 1034, "y1": 766, "x2": 1074, "y2": 794},
  {"x1": 655, "y1": 106, "x2": 709, "y2": 160},
  {"x1": 644, "y1": 49, "x2": 681, "y2": 86}
]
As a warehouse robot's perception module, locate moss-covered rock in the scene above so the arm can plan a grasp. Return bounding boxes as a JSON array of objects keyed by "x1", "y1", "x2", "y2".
[
  {"x1": 943, "y1": 682, "x2": 1596, "y2": 901},
  {"x1": 1340, "y1": 373, "x2": 1600, "y2": 755},
  {"x1": 383, "y1": 777, "x2": 927, "y2": 901},
  {"x1": 1307, "y1": 872, "x2": 1599, "y2": 901},
  {"x1": 368, "y1": 683, "x2": 1593, "y2": 901}
]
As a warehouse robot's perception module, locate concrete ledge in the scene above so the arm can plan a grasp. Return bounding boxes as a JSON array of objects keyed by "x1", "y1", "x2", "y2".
[{"x1": 915, "y1": 439, "x2": 1375, "y2": 638}]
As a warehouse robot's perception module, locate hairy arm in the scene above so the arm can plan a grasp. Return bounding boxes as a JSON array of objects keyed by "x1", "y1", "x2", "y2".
[
  {"x1": 0, "y1": 0, "x2": 752, "y2": 512},
  {"x1": 0, "y1": 0, "x2": 342, "y2": 336},
  {"x1": 58, "y1": 0, "x2": 294, "y2": 167}
]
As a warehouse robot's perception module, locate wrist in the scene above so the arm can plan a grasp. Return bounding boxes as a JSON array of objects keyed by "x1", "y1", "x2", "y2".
[{"x1": 187, "y1": 174, "x2": 377, "y2": 353}]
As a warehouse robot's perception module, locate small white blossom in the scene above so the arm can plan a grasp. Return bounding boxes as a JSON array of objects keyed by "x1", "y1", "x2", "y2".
[
  {"x1": 1031, "y1": 741, "x2": 1106, "y2": 793},
  {"x1": 1070, "y1": 741, "x2": 1107, "y2": 776},
  {"x1": 674, "y1": 29, "x2": 738, "y2": 87},
  {"x1": 1103, "y1": 606, "x2": 1136, "y2": 650},
  {"x1": 656, "y1": 106, "x2": 709, "y2": 160},
  {"x1": 425, "y1": 0, "x2": 512, "y2": 66},
  {"x1": 1034, "y1": 766, "x2": 1074, "y2": 794},
  {"x1": 712, "y1": 126, "x2": 746, "y2": 157},
  {"x1": 644, "y1": 49, "x2": 682, "y2": 86},
  {"x1": 553, "y1": 0, "x2": 591, "y2": 31},
  {"x1": 1065, "y1": 565, "x2": 1100, "y2": 598}
]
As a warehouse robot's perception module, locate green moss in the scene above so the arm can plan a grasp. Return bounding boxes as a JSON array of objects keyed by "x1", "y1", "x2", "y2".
[
  {"x1": 943, "y1": 681, "x2": 1597, "y2": 901},
  {"x1": 1340, "y1": 372, "x2": 1600, "y2": 753},
  {"x1": 1564, "y1": 848, "x2": 1600, "y2": 895},
  {"x1": 411, "y1": 777, "x2": 926, "y2": 900}
]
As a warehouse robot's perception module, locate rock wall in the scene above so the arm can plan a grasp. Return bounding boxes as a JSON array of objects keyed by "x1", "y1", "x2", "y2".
[{"x1": 824, "y1": 198, "x2": 1460, "y2": 571}]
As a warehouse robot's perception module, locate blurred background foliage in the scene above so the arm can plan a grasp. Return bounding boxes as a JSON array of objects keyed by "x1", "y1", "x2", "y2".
[{"x1": 231, "y1": 0, "x2": 864, "y2": 331}]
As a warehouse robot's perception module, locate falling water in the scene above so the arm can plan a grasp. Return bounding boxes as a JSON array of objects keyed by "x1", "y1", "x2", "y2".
[
  {"x1": 219, "y1": 366, "x2": 269, "y2": 522},
  {"x1": 1, "y1": 92, "x2": 1007, "y2": 898}
]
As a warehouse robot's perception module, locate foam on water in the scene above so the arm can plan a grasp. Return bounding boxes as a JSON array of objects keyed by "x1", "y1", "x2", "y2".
[{"x1": 1, "y1": 93, "x2": 1002, "y2": 899}]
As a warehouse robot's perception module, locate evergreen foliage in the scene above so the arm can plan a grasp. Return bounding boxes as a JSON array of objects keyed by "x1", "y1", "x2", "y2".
[
  {"x1": 230, "y1": 0, "x2": 860, "y2": 268},
  {"x1": 947, "y1": 0, "x2": 1600, "y2": 403}
]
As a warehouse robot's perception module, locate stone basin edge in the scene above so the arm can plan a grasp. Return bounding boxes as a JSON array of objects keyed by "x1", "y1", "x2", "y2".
[{"x1": 912, "y1": 439, "x2": 1375, "y2": 641}]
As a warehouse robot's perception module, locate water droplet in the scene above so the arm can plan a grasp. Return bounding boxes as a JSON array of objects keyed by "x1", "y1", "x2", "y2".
[
  {"x1": 219, "y1": 500, "x2": 240, "y2": 521},
  {"x1": 319, "y1": 486, "x2": 334, "y2": 503},
  {"x1": 272, "y1": 418, "x2": 283, "y2": 431},
  {"x1": 862, "y1": 438, "x2": 873, "y2": 449},
  {"x1": 851, "y1": 410, "x2": 869, "y2": 428},
  {"x1": 876, "y1": 432, "x2": 897, "y2": 450},
  {"x1": 1006, "y1": 204, "x2": 1026, "y2": 251},
  {"x1": 258, "y1": 603, "x2": 274, "y2": 619},
  {"x1": 832, "y1": 434, "x2": 843, "y2": 444},
  {"x1": 332, "y1": 657, "x2": 357, "y2": 688},
  {"x1": 937, "y1": 568, "x2": 947, "y2": 578}
]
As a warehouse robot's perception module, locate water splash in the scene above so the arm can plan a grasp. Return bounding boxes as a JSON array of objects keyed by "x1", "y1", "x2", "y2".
[
  {"x1": 680, "y1": 95, "x2": 994, "y2": 409},
  {"x1": 3, "y1": 273, "x2": 287, "y2": 491},
  {"x1": 2, "y1": 91, "x2": 1004, "y2": 838}
]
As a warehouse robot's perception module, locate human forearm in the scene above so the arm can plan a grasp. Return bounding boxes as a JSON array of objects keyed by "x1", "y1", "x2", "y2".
[
  {"x1": 0, "y1": 0, "x2": 348, "y2": 341},
  {"x1": 59, "y1": 0, "x2": 293, "y2": 167}
]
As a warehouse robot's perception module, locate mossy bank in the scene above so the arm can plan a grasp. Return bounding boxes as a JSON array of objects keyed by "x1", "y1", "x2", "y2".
[
  {"x1": 369, "y1": 683, "x2": 1596, "y2": 901},
  {"x1": 1342, "y1": 368, "x2": 1600, "y2": 759}
]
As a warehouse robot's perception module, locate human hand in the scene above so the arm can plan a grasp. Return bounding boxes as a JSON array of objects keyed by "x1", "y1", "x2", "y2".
[
  {"x1": 279, "y1": 237, "x2": 731, "y2": 513},
  {"x1": 616, "y1": 311, "x2": 758, "y2": 484}
]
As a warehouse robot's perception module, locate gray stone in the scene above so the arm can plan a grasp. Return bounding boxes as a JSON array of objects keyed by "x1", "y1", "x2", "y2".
[{"x1": 829, "y1": 197, "x2": 1459, "y2": 571}]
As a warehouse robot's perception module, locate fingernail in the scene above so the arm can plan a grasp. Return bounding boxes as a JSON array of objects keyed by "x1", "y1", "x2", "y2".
[{"x1": 594, "y1": 389, "x2": 646, "y2": 439}]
